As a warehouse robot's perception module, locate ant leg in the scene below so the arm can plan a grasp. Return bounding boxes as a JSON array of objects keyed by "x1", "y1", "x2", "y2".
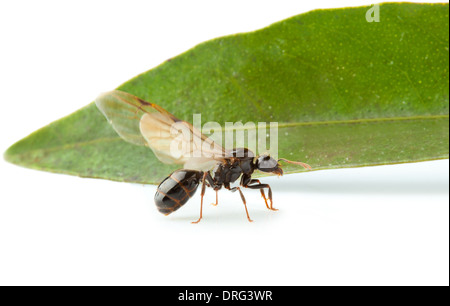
[
  {"x1": 245, "y1": 179, "x2": 269, "y2": 209},
  {"x1": 211, "y1": 190, "x2": 219, "y2": 206},
  {"x1": 202, "y1": 173, "x2": 218, "y2": 207},
  {"x1": 230, "y1": 186, "x2": 253, "y2": 222},
  {"x1": 245, "y1": 180, "x2": 277, "y2": 211},
  {"x1": 192, "y1": 172, "x2": 209, "y2": 224},
  {"x1": 260, "y1": 190, "x2": 269, "y2": 209}
]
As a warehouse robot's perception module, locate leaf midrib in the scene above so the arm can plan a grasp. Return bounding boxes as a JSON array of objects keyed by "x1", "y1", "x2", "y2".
[
  {"x1": 227, "y1": 114, "x2": 448, "y2": 131},
  {"x1": 7, "y1": 114, "x2": 448, "y2": 158}
]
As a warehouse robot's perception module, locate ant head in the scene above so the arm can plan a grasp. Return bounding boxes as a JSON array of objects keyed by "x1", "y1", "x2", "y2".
[
  {"x1": 255, "y1": 155, "x2": 313, "y2": 176},
  {"x1": 255, "y1": 154, "x2": 283, "y2": 176}
]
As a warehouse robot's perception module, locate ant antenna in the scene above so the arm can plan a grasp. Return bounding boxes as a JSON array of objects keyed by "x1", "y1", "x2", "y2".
[{"x1": 277, "y1": 158, "x2": 312, "y2": 170}]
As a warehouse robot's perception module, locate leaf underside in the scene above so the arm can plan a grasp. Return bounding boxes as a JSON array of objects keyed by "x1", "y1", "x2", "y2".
[{"x1": 5, "y1": 3, "x2": 449, "y2": 184}]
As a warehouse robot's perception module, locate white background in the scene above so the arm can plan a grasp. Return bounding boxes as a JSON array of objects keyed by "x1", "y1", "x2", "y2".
[{"x1": 0, "y1": 0, "x2": 448, "y2": 286}]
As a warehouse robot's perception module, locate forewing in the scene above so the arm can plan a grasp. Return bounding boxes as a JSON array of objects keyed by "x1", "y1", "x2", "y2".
[
  {"x1": 140, "y1": 111, "x2": 230, "y2": 168},
  {"x1": 139, "y1": 112, "x2": 188, "y2": 164},
  {"x1": 95, "y1": 90, "x2": 229, "y2": 169},
  {"x1": 95, "y1": 90, "x2": 166, "y2": 146}
]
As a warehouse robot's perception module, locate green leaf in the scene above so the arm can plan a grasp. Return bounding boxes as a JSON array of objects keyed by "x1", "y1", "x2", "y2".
[{"x1": 4, "y1": 3, "x2": 449, "y2": 184}]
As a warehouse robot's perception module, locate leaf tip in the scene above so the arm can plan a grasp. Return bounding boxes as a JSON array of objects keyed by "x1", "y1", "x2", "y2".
[{"x1": 3, "y1": 142, "x2": 20, "y2": 166}]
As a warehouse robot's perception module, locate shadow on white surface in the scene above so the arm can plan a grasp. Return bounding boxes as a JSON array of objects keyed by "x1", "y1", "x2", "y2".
[{"x1": 267, "y1": 161, "x2": 449, "y2": 195}]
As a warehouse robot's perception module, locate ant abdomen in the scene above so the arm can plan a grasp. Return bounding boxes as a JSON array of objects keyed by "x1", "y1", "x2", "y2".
[{"x1": 154, "y1": 170, "x2": 203, "y2": 215}]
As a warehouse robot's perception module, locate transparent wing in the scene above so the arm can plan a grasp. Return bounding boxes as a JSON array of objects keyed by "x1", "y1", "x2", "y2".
[{"x1": 95, "y1": 90, "x2": 229, "y2": 170}]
